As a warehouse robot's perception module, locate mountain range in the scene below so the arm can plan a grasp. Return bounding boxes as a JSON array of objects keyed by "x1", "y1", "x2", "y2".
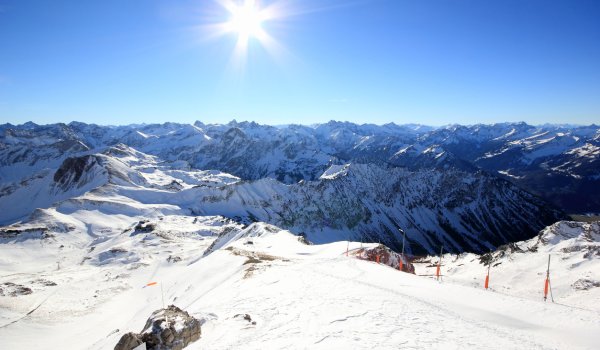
[{"x1": 1, "y1": 120, "x2": 598, "y2": 253}]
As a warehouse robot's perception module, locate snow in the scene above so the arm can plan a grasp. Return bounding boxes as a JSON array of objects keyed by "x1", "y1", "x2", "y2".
[
  {"x1": 414, "y1": 221, "x2": 600, "y2": 313},
  {"x1": 1, "y1": 219, "x2": 599, "y2": 349},
  {"x1": 1, "y1": 121, "x2": 599, "y2": 349},
  {"x1": 319, "y1": 163, "x2": 350, "y2": 180}
]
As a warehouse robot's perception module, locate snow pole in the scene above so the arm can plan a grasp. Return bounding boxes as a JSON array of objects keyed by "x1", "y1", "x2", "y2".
[
  {"x1": 399, "y1": 228, "x2": 405, "y2": 272},
  {"x1": 485, "y1": 256, "x2": 491, "y2": 290},
  {"x1": 346, "y1": 241, "x2": 349, "y2": 257},
  {"x1": 544, "y1": 254, "x2": 553, "y2": 302},
  {"x1": 436, "y1": 245, "x2": 443, "y2": 281},
  {"x1": 376, "y1": 254, "x2": 380, "y2": 264}
]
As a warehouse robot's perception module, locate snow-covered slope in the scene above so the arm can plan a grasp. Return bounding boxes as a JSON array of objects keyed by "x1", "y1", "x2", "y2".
[
  {"x1": 415, "y1": 220, "x2": 600, "y2": 311},
  {"x1": 0, "y1": 218, "x2": 598, "y2": 349},
  {"x1": 2, "y1": 121, "x2": 598, "y2": 212},
  {"x1": 0, "y1": 144, "x2": 563, "y2": 254}
]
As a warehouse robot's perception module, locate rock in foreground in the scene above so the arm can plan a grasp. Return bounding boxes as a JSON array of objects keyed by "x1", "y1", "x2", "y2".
[{"x1": 115, "y1": 305, "x2": 201, "y2": 350}]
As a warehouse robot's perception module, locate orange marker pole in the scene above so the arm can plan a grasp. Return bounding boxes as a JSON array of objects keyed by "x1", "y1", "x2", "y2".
[
  {"x1": 376, "y1": 255, "x2": 380, "y2": 264},
  {"x1": 399, "y1": 259, "x2": 403, "y2": 271},
  {"x1": 485, "y1": 253, "x2": 491, "y2": 289},
  {"x1": 544, "y1": 255, "x2": 551, "y2": 302},
  {"x1": 436, "y1": 245, "x2": 443, "y2": 281}
]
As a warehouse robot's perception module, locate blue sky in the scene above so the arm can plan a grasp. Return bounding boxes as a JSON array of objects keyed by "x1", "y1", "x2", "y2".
[{"x1": 0, "y1": 0, "x2": 599, "y2": 126}]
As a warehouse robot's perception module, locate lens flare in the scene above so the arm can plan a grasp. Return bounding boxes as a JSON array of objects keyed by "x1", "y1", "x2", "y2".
[{"x1": 226, "y1": 0, "x2": 264, "y2": 40}]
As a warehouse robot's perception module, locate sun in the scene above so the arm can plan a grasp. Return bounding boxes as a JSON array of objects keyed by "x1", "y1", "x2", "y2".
[
  {"x1": 226, "y1": 0, "x2": 265, "y2": 40},
  {"x1": 206, "y1": 0, "x2": 295, "y2": 72}
]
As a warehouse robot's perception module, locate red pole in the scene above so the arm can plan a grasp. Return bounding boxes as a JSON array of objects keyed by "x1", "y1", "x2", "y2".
[
  {"x1": 399, "y1": 259, "x2": 404, "y2": 271},
  {"x1": 544, "y1": 255, "x2": 551, "y2": 301},
  {"x1": 485, "y1": 253, "x2": 491, "y2": 289},
  {"x1": 376, "y1": 255, "x2": 380, "y2": 264}
]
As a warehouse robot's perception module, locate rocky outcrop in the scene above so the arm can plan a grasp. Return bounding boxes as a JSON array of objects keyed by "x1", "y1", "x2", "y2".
[
  {"x1": 353, "y1": 244, "x2": 415, "y2": 274},
  {"x1": 0, "y1": 282, "x2": 33, "y2": 297},
  {"x1": 53, "y1": 155, "x2": 102, "y2": 190},
  {"x1": 115, "y1": 305, "x2": 201, "y2": 350}
]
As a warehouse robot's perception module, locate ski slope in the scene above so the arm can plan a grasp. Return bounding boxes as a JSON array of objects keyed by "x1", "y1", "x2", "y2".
[
  {"x1": 1, "y1": 225, "x2": 598, "y2": 349},
  {"x1": 415, "y1": 221, "x2": 600, "y2": 312}
]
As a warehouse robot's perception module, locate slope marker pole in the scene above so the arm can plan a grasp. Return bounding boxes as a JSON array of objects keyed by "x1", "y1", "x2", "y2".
[
  {"x1": 485, "y1": 251, "x2": 491, "y2": 290},
  {"x1": 399, "y1": 228, "x2": 405, "y2": 272},
  {"x1": 544, "y1": 254, "x2": 554, "y2": 302},
  {"x1": 436, "y1": 245, "x2": 443, "y2": 281}
]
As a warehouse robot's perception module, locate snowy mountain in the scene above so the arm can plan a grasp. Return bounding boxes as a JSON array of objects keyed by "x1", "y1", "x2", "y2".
[
  {"x1": 1, "y1": 121, "x2": 598, "y2": 213},
  {"x1": 0, "y1": 119, "x2": 598, "y2": 348},
  {"x1": 0, "y1": 144, "x2": 562, "y2": 254}
]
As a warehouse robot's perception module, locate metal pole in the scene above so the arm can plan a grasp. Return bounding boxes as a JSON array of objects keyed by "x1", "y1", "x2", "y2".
[
  {"x1": 401, "y1": 229, "x2": 405, "y2": 256},
  {"x1": 400, "y1": 228, "x2": 405, "y2": 272}
]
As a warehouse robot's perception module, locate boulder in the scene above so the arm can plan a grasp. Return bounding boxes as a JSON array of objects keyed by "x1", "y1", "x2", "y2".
[{"x1": 115, "y1": 305, "x2": 201, "y2": 350}]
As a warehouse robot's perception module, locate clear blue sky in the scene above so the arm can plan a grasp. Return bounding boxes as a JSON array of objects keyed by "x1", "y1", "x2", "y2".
[{"x1": 1, "y1": 0, "x2": 599, "y2": 126}]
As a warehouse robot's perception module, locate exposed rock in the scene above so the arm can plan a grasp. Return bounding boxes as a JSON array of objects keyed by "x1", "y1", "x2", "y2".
[
  {"x1": 114, "y1": 333, "x2": 143, "y2": 350},
  {"x1": 31, "y1": 278, "x2": 57, "y2": 286},
  {"x1": 115, "y1": 305, "x2": 201, "y2": 350},
  {"x1": 572, "y1": 279, "x2": 600, "y2": 290},
  {"x1": 166, "y1": 255, "x2": 182, "y2": 263},
  {"x1": 234, "y1": 313, "x2": 257, "y2": 325},
  {"x1": 353, "y1": 244, "x2": 415, "y2": 274},
  {"x1": 0, "y1": 282, "x2": 33, "y2": 297},
  {"x1": 297, "y1": 233, "x2": 312, "y2": 245},
  {"x1": 0, "y1": 226, "x2": 49, "y2": 239},
  {"x1": 53, "y1": 155, "x2": 101, "y2": 190},
  {"x1": 132, "y1": 221, "x2": 156, "y2": 235}
]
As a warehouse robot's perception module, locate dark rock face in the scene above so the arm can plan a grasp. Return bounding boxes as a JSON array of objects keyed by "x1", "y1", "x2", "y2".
[
  {"x1": 191, "y1": 164, "x2": 565, "y2": 255},
  {"x1": 132, "y1": 221, "x2": 156, "y2": 234},
  {"x1": 115, "y1": 305, "x2": 201, "y2": 350},
  {"x1": 53, "y1": 155, "x2": 101, "y2": 190},
  {"x1": 114, "y1": 333, "x2": 143, "y2": 350},
  {"x1": 0, "y1": 226, "x2": 49, "y2": 239}
]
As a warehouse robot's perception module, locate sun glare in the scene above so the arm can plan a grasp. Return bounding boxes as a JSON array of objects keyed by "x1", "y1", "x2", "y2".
[
  {"x1": 227, "y1": 0, "x2": 264, "y2": 39},
  {"x1": 207, "y1": 0, "x2": 298, "y2": 72}
]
